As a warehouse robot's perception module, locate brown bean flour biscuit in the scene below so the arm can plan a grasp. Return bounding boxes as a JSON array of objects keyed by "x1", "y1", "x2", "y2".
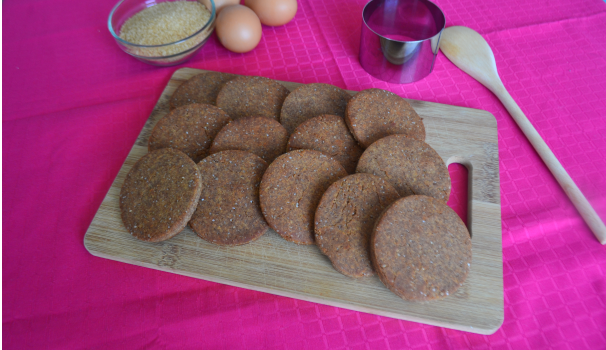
[
  {"x1": 356, "y1": 134, "x2": 450, "y2": 203},
  {"x1": 120, "y1": 148, "x2": 203, "y2": 242},
  {"x1": 314, "y1": 173, "x2": 400, "y2": 278},
  {"x1": 280, "y1": 83, "x2": 352, "y2": 134},
  {"x1": 209, "y1": 116, "x2": 288, "y2": 163},
  {"x1": 345, "y1": 88, "x2": 425, "y2": 148},
  {"x1": 371, "y1": 195, "x2": 472, "y2": 301},
  {"x1": 216, "y1": 75, "x2": 290, "y2": 121},
  {"x1": 169, "y1": 72, "x2": 236, "y2": 109},
  {"x1": 287, "y1": 114, "x2": 363, "y2": 173},
  {"x1": 259, "y1": 150, "x2": 347, "y2": 245},
  {"x1": 148, "y1": 103, "x2": 232, "y2": 163},
  {"x1": 189, "y1": 150, "x2": 269, "y2": 246}
]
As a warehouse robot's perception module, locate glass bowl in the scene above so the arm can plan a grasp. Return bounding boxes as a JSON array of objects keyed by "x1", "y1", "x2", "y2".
[{"x1": 108, "y1": 0, "x2": 216, "y2": 66}]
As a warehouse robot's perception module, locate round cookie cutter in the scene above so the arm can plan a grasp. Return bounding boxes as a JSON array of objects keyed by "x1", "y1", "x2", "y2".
[{"x1": 359, "y1": 0, "x2": 446, "y2": 84}]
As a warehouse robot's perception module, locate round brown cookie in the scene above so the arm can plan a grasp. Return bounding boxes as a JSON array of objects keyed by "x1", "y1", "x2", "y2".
[
  {"x1": 209, "y1": 116, "x2": 288, "y2": 163},
  {"x1": 169, "y1": 72, "x2": 236, "y2": 109},
  {"x1": 216, "y1": 75, "x2": 290, "y2": 121},
  {"x1": 345, "y1": 88, "x2": 425, "y2": 148},
  {"x1": 260, "y1": 150, "x2": 348, "y2": 245},
  {"x1": 371, "y1": 195, "x2": 472, "y2": 301},
  {"x1": 356, "y1": 134, "x2": 450, "y2": 203},
  {"x1": 120, "y1": 148, "x2": 203, "y2": 242},
  {"x1": 148, "y1": 104, "x2": 232, "y2": 163},
  {"x1": 189, "y1": 150, "x2": 270, "y2": 246},
  {"x1": 314, "y1": 173, "x2": 400, "y2": 278},
  {"x1": 287, "y1": 114, "x2": 363, "y2": 173},
  {"x1": 280, "y1": 83, "x2": 352, "y2": 134}
]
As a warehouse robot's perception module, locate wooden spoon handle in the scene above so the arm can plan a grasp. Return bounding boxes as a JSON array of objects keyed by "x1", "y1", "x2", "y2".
[{"x1": 493, "y1": 83, "x2": 606, "y2": 244}]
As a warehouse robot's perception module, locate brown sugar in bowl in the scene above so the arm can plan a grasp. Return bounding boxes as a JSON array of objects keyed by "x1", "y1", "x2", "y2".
[{"x1": 108, "y1": 0, "x2": 217, "y2": 66}]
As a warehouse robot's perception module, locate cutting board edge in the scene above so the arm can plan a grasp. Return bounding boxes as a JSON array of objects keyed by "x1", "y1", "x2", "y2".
[{"x1": 83, "y1": 235, "x2": 504, "y2": 335}]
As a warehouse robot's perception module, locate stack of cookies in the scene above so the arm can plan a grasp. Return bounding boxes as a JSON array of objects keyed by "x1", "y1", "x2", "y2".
[{"x1": 120, "y1": 72, "x2": 471, "y2": 302}]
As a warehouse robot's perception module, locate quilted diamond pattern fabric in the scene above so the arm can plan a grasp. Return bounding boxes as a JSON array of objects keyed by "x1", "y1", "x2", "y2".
[{"x1": 3, "y1": 0, "x2": 605, "y2": 348}]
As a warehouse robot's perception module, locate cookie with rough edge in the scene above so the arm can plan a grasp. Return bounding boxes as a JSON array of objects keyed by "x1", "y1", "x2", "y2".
[
  {"x1": 356, "y1": 134, "x2": 450, "y2": 203},
  {"x1": 314, "y1": 173, "x2": 400, "y2": 278},
  {"x1": 189, "y1": 150, "x2": 270, "y2": 246},
  {"x1": 169, "y1": 72, "x2": 236, "y2": 109},
  {"x1": 287, "y1": 114, "x2": 363, "y2": 173},
  {"x1": 280, "y1": 83, "x2": 352, "y2": 134},
  {"x1": 371, "y1": 195, "x2": 472, "y2": 301},
  {"x1": 216, "y1": 75, "x2": 290, "y2": 121},
  {"x1": 148, "y1": 104, "x2": 232, "y2": 163},
  {"x1": 120, "y1": 148, "x2": 203, "y2": 242},
  {"x1": 345, "y1": 88, "x2": 425, "y2": 148},
  {"x1": 209, "y1": 116, "x2": 288, "y2": 163},
  {"x1": 259, "y1": 149, "x2": 348, "y2": 245}
]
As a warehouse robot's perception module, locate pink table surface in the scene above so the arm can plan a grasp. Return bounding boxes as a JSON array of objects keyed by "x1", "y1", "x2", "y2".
[{"x1": 3, "y1": 0, "x2": 606, "y2": 348}]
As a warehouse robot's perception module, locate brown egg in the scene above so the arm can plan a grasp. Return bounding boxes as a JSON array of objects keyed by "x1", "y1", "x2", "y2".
[
  {"x1": 201, "y1": 0, "x2": 240, "y2": 14},
  {"x1": 216, "y1": 5, "x2": 263, "y2": 53},
  {"x1": 245, "y1": 0, "x2": 297, "y2": 27}
]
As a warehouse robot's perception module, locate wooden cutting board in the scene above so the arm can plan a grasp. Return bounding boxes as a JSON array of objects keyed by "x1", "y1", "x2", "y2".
[{"x1": 84, "y1": 68, "x2": 503, "y2": 335}]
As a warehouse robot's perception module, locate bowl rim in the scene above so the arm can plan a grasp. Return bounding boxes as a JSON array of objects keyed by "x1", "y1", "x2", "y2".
[{"x1": 108, "y1": 0, "x2": 216, "y2": 49}]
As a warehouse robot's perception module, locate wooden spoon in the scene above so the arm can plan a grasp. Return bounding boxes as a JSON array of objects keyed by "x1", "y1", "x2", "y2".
[{"x1": 440, "y1": 26, "x2": 606, "y2": 244}]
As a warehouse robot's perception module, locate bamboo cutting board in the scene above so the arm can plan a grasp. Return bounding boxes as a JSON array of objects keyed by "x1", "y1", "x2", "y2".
[{"x1": 84, "y1": 68, "x2": 503, "y2": 334}]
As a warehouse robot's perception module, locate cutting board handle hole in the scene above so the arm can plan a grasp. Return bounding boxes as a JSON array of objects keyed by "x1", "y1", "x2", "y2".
[{"x1": 447, "y1": 162, "x2": 469, "y2": 234}]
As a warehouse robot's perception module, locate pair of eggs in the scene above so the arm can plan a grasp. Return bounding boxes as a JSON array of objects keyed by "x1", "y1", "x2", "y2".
[{"x1": 213, "y1": 0, "x2": 297, "y2": 53}]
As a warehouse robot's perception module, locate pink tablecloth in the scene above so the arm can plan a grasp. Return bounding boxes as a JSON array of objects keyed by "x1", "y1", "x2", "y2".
[{"x1": 3, "y1": 0, "x2": 606, "y2": 348}]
